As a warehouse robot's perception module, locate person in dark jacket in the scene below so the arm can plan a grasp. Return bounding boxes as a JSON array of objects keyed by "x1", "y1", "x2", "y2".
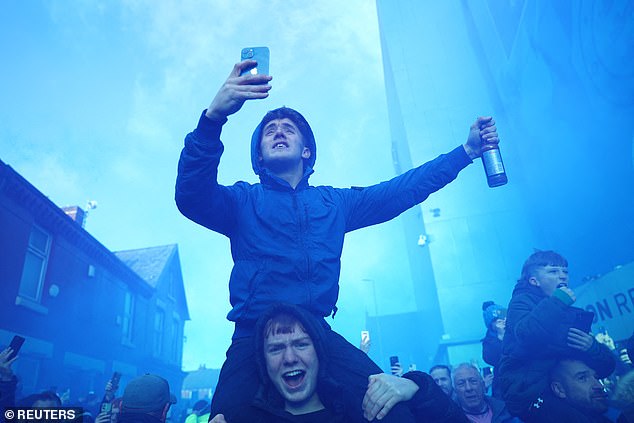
[
  {"x1": 546, "y1": 358, "x2": 613, "y2": 423},
  {"x1": 210, "y1": 303, "x2": 468, "y2": 423},
  {"x1": 176, "y1": 60, "x2": 501, "y2": 422},
  {"x1": 481, "y1": 301, "x2": 506, "y2": 368},
  {"x1": 496, "y1": 250, "x2": 616, "y2": 422}
]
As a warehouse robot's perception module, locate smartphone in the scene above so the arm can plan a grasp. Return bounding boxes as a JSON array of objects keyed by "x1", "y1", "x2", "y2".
[
  {"x1": 389, "y1": 355, "x2": 400, "y2": 375},
  {"x1": 571, "y1": 309, "x2": 595, "y2": 332},
  {"x1": 7, "y1": 335, "x2": 25, "y2": 360},
  {"x1": 110, "y1": 371, "x2": 122, "y2": 390},
  {"x1": 389, "y1": 355, "x2": 400, "y2": 367},
  {"x1": 240, "y1": 47, "x2": 270, "y2": 77},
  {"x1": 361, "y1": 330, "x2": 370, "y2": 343},
  {"x1": 482, "y1": 366, "x2": 493, "y2": 377}
]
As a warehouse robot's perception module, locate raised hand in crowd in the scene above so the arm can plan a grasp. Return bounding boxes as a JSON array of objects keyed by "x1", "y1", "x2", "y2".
[
  {"x1": 94, "y1": 411, "x2": 112, "y2": 423},
  {"x1": 483, "y1": 372, "x2": 494, "y2": 391},
  {"x1": 0, "y1": 347, "x2": 17, "y2": 382},
  {"x1": 204, "y1": 61, "x2": 272, "y2": 122}
]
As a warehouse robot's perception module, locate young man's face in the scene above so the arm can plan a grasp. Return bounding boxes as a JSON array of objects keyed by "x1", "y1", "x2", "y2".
[
  {"x1": 430, "y1": 368, "x2": 453, "y2": 396},
  {"x1": 259, "y1": 118, "x2": 311, "y2": 168},
  {"x1": 453, "y1": 366, "x2": 486, "y2": 413},
  {"x1": 551, "y1": 360, "x2": 608, "y2": 415},
  {"x1": 264, "y1": 322, "x2": 320, "y2": 414},
  {"x1": 529, "y1": 264, "x2": 569, "y2": 296}
]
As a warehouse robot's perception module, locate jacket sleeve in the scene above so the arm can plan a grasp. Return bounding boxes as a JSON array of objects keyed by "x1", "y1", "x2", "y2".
[
  {"x1": 482, "y1": 335, "x2": 503, "y2": 367},
  {"x1": 337, "y1": 146, "x2": 472, "y2": 232},
  {"x1": 402, "y1": 371, "x2": 469, "y2": 423},
  {"x1": 175, "y1": 111, "x2": 241, "y2": 237},
  {"x1": 508, "y1": 292, "x2": 571, "y2": 349}
]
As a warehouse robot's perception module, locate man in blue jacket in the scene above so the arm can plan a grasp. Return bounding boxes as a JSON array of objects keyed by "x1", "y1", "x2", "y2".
[{"x1": 175, "y1": 59, "x2": 500, "y2": 422}]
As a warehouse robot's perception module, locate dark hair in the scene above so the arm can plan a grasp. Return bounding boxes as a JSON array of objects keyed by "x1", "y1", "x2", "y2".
[
  {"x1": 429, "y1": 364, "x2": 452, "y2": 376},
  {"x1": 262, "y1": 312, "x2": 308, "y2": 340},
  {"x1": 260, "y1": 107, "x2": 311, "y2": 142},
  {"x1": 519, "y1": 250, "x2": 568, "y2": 284}
]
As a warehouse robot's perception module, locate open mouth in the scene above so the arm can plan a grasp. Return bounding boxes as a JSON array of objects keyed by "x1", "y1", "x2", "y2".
[
  {"x1": 556, "y1": 282, "x2": 568, "y2": 288},
  {"x1": 282, "y1": 370, "x2": 306, "y2": 388},
  {"x1": 273, "y1": 142, "x2": 289, "y2": 149}
]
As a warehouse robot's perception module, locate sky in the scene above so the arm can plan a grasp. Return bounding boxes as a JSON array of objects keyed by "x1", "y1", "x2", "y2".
[{"x1": 0, "y1": 0, "x2": 418, "y2": 371}]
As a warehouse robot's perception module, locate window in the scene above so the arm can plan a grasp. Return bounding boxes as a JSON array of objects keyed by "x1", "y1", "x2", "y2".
[
  {"x1": 154, "y1": 309, "x2": 165, "y2": 357},
  {"x1": 122, "y1": 292, "x2": 135, "y2": 344},
  {"x1": 18, "y1": 225, "x2": 52, "y2": 302}
]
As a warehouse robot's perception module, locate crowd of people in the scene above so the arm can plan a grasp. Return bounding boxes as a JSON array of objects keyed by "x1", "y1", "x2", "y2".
[{"x1": 2, "y1": 58, "x2": 634, "y2": 422}]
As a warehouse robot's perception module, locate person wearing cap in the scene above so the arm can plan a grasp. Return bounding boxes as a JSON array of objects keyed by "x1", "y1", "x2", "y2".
[
  {"x1": 481, "y1": 301, "x2": 507, "y2": 368},
  {"x1": 496, "y1": 250, "x2": 615, "y2": 422},
  {"x1": 175, "y1": 59, "x2": 501, "y2": 422},
  {"x1": 118, "y1": 374, "x2": 176, "y2": 423}
]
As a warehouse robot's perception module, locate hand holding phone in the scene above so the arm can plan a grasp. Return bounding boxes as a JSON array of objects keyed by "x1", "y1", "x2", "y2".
[
  {"x1": 7, "y1": 336, "x2": 25, "y2": 361},
  {"x1": 204, "y1": 48, "x2": 272, "y2": 121}
]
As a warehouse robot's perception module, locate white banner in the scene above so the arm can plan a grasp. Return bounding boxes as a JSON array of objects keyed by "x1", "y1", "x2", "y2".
[{"x1": 575, "y1": 262, "x2": 634, "y2": 342}]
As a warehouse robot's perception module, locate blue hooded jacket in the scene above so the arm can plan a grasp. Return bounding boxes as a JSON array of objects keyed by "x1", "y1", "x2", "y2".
[{"x1": 176, "y1": 108, "x2": 472, "y2": 338}]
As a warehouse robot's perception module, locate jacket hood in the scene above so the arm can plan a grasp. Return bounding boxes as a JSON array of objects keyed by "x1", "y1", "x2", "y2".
[
  {"x1": 512, "y1": 278, "x2": 546, "y2": 299},
  {"x1": 250, "y1": 107, "x2": 317, "y2": 175}
]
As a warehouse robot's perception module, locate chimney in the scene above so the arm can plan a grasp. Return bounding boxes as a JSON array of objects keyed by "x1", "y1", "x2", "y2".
[{"x1": 62, "y1": 206, "x2": 86, "y2": 227}]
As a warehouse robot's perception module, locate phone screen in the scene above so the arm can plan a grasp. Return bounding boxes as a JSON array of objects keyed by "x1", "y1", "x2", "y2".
[
  {"x1": 7, "y1": 335, "x2": 25, "y2": 360},
  {"x1": 111, "y1": 371, "x2": 121, "y2": 389},
  {"x1": 240, "y1": 47, "x2": 270, "y2": 77}
]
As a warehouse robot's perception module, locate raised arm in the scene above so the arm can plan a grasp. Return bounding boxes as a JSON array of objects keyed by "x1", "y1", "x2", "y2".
[
  {"x1": 175, "y1": 61, "x2": 272, "y2": 235},
  {"x1": 340, "y1": 116, "x2": 498, "y2": 231},
  {"x1": 205, "y1": 60, "x2": 272, "y2": 122}
]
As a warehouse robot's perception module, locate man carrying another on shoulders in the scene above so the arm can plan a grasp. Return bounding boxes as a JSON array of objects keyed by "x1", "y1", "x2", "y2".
[{"x1": 176, "y1": 58, "x2": 501, "y2": 422}]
